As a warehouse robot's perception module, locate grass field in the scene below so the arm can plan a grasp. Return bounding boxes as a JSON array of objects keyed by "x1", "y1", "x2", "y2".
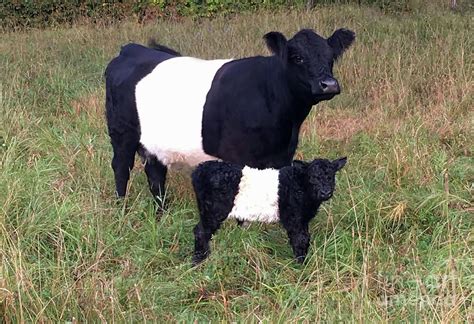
[{"x1": 1, "y1": 3, "x2": 473, "y2": 322}]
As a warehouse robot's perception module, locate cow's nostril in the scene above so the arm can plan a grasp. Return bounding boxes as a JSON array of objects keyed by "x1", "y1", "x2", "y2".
[{"x1": 319, "y1": 78, "x2": 340, "y2": 94}]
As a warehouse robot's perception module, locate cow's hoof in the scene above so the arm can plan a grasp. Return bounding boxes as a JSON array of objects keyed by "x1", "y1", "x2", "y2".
[
  {"x1": 154, "y1": 200, "x2": 169, "y2": 221},
  {"x1": 155, "y1": 207, "x2": 165, "y2": 221}
]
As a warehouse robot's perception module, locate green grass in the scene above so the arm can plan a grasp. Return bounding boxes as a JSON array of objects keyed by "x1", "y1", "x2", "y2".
[{"x1": 1, "y1": 4, "x2": 473, "y2": 322}]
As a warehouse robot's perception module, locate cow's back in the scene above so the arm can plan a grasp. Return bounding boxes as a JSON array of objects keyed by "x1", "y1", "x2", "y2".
[
  {"x1": 105, "y1": 43, "x2": 173, "y2": 87},
  {"x1": 105, "y1": 44, "x2": 177, "y2": 135}
]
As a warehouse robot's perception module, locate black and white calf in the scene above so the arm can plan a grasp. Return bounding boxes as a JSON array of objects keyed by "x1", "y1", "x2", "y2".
[
  {"x1": 105, "y1": 28, "x2": 355, "y2": 204},
  {"x1": 191, "y1": 157, "x2": 347, "y2": 265}
]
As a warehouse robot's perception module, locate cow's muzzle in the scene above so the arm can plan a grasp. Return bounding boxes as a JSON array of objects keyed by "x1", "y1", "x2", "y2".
[{"x1": 318, "y1": 77, "x2": 340, "y2": 94}]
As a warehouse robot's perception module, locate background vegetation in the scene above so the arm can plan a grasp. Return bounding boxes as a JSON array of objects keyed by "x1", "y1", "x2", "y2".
[
  {"x1": 2, "y1": 0, "x2": 473, "y2": 30},
  {"x1": 1, "y1": 1, "x2": 473, "y2": 322}
]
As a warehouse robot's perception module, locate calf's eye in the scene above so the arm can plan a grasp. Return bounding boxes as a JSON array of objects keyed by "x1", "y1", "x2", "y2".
[{"x1": 292, "y1": 55, "x2": 304, "y2": 64}]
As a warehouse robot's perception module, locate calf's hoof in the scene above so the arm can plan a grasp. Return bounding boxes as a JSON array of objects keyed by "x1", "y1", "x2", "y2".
[
  {"x1": 192, "y1": 251, "x2": 209, "y2": 266},
  {"x1": 295, "y1": 255, "x2": 306, "y2": 264}
]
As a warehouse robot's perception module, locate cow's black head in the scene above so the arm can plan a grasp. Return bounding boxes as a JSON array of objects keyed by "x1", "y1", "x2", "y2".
[
  {"x1": 264, "y1": 28, "x2": 355, "y2": 104},
  {"x1": 306, "y1": 157, "x2": 346, "y2": 201}
]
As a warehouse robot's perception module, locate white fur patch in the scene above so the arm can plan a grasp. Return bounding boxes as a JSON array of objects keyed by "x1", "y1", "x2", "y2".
[
  {"x1": 135, "y1": 56, "x2": 232, "y2": 166},
  {"x1": 228, "y1": 166, "x2": 280, "y2": 223}
]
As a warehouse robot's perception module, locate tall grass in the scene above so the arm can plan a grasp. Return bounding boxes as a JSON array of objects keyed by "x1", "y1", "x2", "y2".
[{"x1": 1, "y1": 4, "x2": 472, "y2": 322}]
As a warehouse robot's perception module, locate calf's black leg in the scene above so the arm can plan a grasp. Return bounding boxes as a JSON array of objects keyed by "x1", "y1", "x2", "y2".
[
  {"x1": 192, "y1": 222, "x2": 213, "y2": 265},
  {"x1": 283, "y1": 223, "x2": 310, "y2": 263},
  {"x1": 192, "y1": 219, "x2": 224, "y2": 266}
]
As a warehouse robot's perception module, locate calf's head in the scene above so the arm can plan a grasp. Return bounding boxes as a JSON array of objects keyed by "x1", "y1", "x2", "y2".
[
  {"x1": 306, "y1": 157, "x2": 347, "y2": 201},
  {"x1": 264, "y1": 28, "x2": 355, "y2": 104}
]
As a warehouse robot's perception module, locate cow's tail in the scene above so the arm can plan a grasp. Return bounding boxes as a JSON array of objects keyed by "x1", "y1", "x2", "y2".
[{"x1": 147, "y1": 38, "x2": 181, "y2": 56}]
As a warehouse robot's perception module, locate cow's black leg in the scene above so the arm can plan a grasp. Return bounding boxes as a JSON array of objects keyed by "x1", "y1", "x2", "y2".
[
  {"x1": 143, "y1": 155, "x2": 168, "y2": 208},
  {"x1": 282, "y1": 222, "x2": 310, "y2": 263},
  {"x1": 110, "y1": 133, "x2": 138, "y2": 198}
]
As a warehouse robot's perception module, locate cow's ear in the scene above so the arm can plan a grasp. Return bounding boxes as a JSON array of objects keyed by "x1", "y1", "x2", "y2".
[
  {"x1": 328, "y1": 28, "x2": 355, "y2": 60},
  {"x1": 264, "y1": 31, "x2": 288, "y2": 62}
]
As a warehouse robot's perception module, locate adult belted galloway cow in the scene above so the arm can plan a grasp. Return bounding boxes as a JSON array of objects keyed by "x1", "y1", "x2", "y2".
[{"x1": 105, "y1": 28, "x2": 355, "y2": 206}]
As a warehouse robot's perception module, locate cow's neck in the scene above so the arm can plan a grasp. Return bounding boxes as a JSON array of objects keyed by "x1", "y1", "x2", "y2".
[{"x1": 291, "y1": 98, "x2": 314, "y2": 126}]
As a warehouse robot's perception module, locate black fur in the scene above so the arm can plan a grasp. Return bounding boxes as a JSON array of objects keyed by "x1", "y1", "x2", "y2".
[{"x1": 191, "y1": 157, "x2": 347, "y2": 265}]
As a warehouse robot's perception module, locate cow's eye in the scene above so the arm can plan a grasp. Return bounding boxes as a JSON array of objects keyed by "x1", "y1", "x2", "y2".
[{"x1": 292, "y1": 55, "x2": 304, "y2": 64}]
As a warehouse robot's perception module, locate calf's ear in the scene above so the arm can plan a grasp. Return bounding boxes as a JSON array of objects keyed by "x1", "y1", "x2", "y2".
[
  {"x1": 327, "y1": 28, "x2": 355, "y2": 60},
  {"x1": 292, "y1": 160, "x2": 308, "y2": 168},
  {"x1": 333, "y1": 157, "x2": 347, "y2": 171},
  {"x1": 264, "y1": 31, "x2": 288, "y2": 62}
]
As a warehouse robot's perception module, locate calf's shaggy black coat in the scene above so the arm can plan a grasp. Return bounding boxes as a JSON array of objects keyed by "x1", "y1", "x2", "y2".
[{"x1": 191, "y1": 157, "x2": 347, "y2": 265}]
